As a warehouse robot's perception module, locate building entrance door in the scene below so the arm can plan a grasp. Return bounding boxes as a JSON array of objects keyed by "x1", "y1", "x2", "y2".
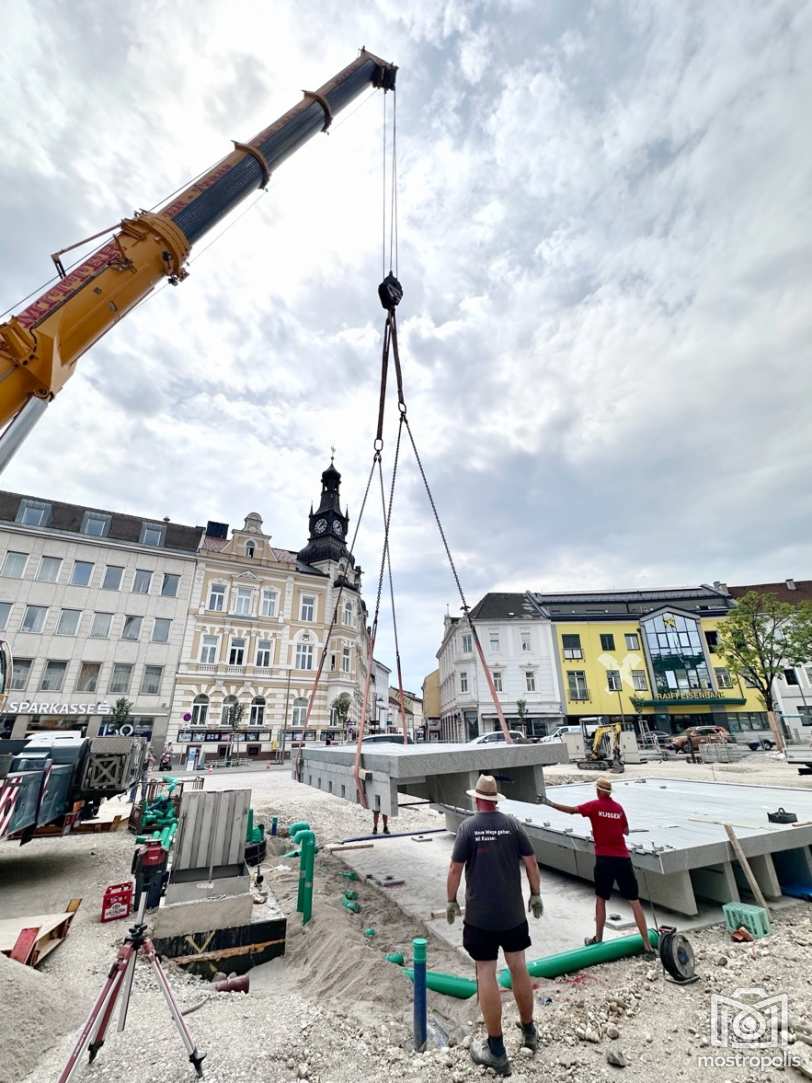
[{"x1": 185, "y1": 745, "x2": 201, "y2": 771}]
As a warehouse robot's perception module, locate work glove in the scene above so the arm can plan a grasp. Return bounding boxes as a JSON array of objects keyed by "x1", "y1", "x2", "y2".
[
  {"x1": 446, "y1": 900, "x2": 462, "y2": 925},
  {"x1": 528, "y1": 894, "x2": 544, "y2": 919}
]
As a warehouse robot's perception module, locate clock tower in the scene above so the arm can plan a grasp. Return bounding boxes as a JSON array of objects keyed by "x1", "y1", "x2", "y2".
[{"x1": 297, "y1": 459, "x2": 351, "y2": 566}]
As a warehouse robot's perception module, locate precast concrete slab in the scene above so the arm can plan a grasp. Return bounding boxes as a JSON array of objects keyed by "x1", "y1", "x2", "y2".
[
  {"x1": 442, "y1": 778, "x2": 812, "y2": 916},
  {"x1": 297, "y1": 742, "x2": 567, "y2": 818}
]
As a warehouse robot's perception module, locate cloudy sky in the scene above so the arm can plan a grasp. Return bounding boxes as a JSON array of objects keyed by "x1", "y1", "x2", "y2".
[{"x1": 2, "y1": 0, "x2": 810, "y2": 690}]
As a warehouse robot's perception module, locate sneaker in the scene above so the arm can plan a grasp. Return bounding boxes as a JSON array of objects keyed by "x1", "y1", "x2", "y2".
[
  {"x1": 372, "y1": 827, "x2": 378, "y2": 835},
  {"x1": 470, "y1": 1037, "x2": 511, "y2": 1076},
  {"x1": 515, "y1": 1021, "x2": 539, "y2": 1052},
  {"x1": 383, "y1": 826, "x2": 390, "y2": 835}
]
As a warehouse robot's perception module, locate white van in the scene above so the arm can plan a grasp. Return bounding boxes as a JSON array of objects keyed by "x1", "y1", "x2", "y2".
[{"x1": 539, "y1": 723, "x2": 600, "y2": 744}]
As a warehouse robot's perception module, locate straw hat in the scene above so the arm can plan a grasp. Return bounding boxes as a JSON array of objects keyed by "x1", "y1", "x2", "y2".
[
  {"x1": 596, "y1": 777, "x2": 613, "y2": 794},
  {"x1": 466, "y1": 774, "x2": 505, "y2": 802}
]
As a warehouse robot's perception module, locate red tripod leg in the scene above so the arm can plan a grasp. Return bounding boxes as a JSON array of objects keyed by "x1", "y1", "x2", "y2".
[
  {"x1": 88, "y1": 946, "x2": 134, "y2": 1061},
  {"x1": 143, "y1": 938, "x2": 206, "y2": 1077},
  {"x1": 56, "y1": 947, "x2": 130, "y2": 1083}
]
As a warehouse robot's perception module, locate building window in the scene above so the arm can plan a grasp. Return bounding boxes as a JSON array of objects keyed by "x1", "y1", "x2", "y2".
[
  {"x1": 256, "y1": 639, "x2": 272, "y2": 667},
  {"x1": 488, "y1": 631, "x2": 500, "y2": 651},
  {"x1": 36, "y1": 556, "x2": 62, "y2": 583},
  {"x1": 600, "y1": 634, "x2": 615, "y2": 651},
  {"x1": 632, "y1": 670, "x2": 648, "y2": 691},
  {"x1": 300, "y1": 595, "x2": 315, "y2": 622},
  {"x1": 783, "y1": 668, "x2": 799, "y2": 686},
  {"x1": 77, "y1": 662, "x2": 101, "y2": 693},
  {"x1": 1, "y1": 551, "x2": 28, "y2": 578},
  {"x1": 152, "y1": 617, "x2": 171, "y2": 643},
  {"x1": 17, "y1": 500, "x2": 51, "y2": 526},
  {"x1": 81, "y1": 512, "x2": 110, "y2": 537},
  {"x1": 525, "y1": 671, "x2": 536, "y2": 692},
  {"x1": 122, "y1": 615, "x2": 142, "y2": 641},
  {"x1": 567, "y1": 671, "x2": 589, "y2": 701},
  {"x1": 0, "y1": 602, "x2": 10, "y2": 631},
  {"x1": 109, "y1": 663, "x2": 133, "y2": 694},
  {"x1": 291, "y1": 697, "x2": 308, "y2": 726},
  {"x1": 221, "y1": 695, "x2": 239, "y2": 725},
  {"x1": 343, "y1": 600, "x2": 353, "y2": 626},
  {"x1": 743, "y1": 672, "x2": 759, "y2": 688},
  {"x1": 521, "y1": 631, "x2": 531, "y2": 652},
  {"x1": 141, "y1": 665, "x2": 163, "y2": 695},
  {"x1": 799, "y1": 706, "x2": 812, "y2": 726},
  {"x1": 245, "y1": 541, "x2": 256, "y2": 559},
  {"x1": 562, "y1": 634, "x2": 582, "y2": 660},
  {"x1": 250, "y1": 696, "x2": 265, "y2": 725},
  {"x1": 261, "y1": 589, "x2": 278, "y2": 617},
  {"x1": 56, "y1": 608, "x2": 81, "y2": 636},
  {"x1": 712, "y1": 667, "x2": 733, "y2": 689},
  {"x1": 459, "y1": 671, "x2": 469, "y2": 693},
  {"x1": 191, "y1": 694, "x2": 209, "y2": 725},
  {"x1": 90, "y1": 612, "x2": 112, "y2": 638},
  {"x1": 461, "y1": 633, "x2": 472, "y2": 653},
  {"x1": 296, "y1": 640, "x2": 314, "y2": 670},
  {"x1": 71, "y1": 560, "x2": 93, "y2": 586},
  {"x1": 208, "y1": 583, "x2": 226, "y2": 611},
  {"x1": 140, "y1": 523, "x2": 164, "y2": 547},
  {"x1": 229, "y1": 638, "x2": 246, "y2": 666},
  {"x1": 21, "y1": 605, "x2": 47, "y2": 633},
  {"x1": 342, "y1": 645, "x2": 351, "y2": 673},
  {"x1": 10, "y1": 658, "x2": 32, "y2": 690},
  {"x1": 234, "y1": 586, "x2": 253, "y2": 616},
  {"x1": 705, "y1": 630, "x2": 719, "y2": 651},
  {"x1": 102, "y1": 565, "x2": 124, "y2": 591},
  {"x1": 607, "y1": 670, "x2": 622, "y2": 691},
  {"x1": 160, "y1": 573, "x2": 180, "y2": 598},
  {"x1": 492, "y1": 671, "x2": 503, "y2": 692},
  {"x1": 625, "y1": 633, "x2": 640, "y2": 650},
  {"x1": 132, "y1": 568, "x2": 152, "y2": 594},
  {"x1": 200, "y1": 635, "x2": 218, "y2": 664},
  {"x1": 40, "y1": 660, "x2": 67, "y2": 691}
]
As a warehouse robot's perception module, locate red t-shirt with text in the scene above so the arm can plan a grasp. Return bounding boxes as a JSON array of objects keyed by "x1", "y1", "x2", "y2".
[{"x1": 577, "y1": 796, "x2": 629, "y2": 858}]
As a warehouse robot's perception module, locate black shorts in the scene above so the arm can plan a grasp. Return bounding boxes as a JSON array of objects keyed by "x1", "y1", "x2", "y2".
[
  {"x1": 594, "y1": 856, "x2": 639, "y2": 901},
  {"x1": 462, "y1": 920, "x2": 531, "y2": 961}
]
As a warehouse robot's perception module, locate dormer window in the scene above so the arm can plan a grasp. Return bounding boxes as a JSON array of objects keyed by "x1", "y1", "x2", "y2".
[{"x1": 246, "y1": 541, "x2": 256, "y2": 559}]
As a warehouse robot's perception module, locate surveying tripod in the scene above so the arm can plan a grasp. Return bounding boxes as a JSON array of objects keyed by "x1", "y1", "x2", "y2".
[{"x1": 57, "y1": 894, "x2": 205, "y2": 1081}]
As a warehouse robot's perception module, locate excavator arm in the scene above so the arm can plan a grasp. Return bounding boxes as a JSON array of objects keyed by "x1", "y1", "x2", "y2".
[{"x1": 0, "y1": 49, "x2": 397, "y2": 468}]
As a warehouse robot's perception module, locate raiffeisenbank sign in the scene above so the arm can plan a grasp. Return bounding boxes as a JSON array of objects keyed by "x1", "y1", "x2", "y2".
[{"x1": 6, "y1": 701, "x2": 113, "y2": 715}]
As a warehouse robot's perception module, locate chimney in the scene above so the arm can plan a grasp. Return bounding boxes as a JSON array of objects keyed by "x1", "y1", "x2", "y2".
[
  {"x1": 206, "y1": 520, "x2": 229, "y2": 539},
  {"x1": 713, "y1": 581, "x2": 729, "y2": 594},
  {"x1": 786, "y1": 578, "x2": 797, "y2": 590}
]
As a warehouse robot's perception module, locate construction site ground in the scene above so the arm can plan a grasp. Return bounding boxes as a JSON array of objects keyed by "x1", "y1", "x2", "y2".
[{"x1": 1, "y1": 754, "x2": 811, "y2": 1083}]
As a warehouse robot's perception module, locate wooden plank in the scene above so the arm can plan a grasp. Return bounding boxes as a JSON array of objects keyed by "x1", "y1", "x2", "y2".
[
  {"x1": 0, "y1": 899, "x2": 81, "y2": 964},
  {"x1": 724, "y1": 823, "x2": 770, "y2": 912},
  {"x1": 9, "y1": 928, "x2": 39, "y2": 965},
  {"x1": 168, "y1": 936, "x2": 286, "y2": 966}
]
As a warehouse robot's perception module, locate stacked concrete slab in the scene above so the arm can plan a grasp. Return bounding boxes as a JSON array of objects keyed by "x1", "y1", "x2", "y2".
[
  {"x1": 297, "y1": 741, "x2": 568, "y2": 818},
  {"x1": 444, "y1": 778, "x2": 812, "y2": 916}
]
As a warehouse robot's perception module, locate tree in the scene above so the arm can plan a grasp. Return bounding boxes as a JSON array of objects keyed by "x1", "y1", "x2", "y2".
[
  {"x1": 110, "y1": 697, "x2": 134, "y2": 729},
  {"x1": 516, "y1": 698, "x2": 527, "y2": 735},
  {"x1": 333, "y1": 692, "x2": 352, "y2": 741},
  {"x1": 718, "y1": 592, "x2": 812, "y2": 747},
  {"x1": 224, "y1": 702, "x2": 244, "y2": 765}
]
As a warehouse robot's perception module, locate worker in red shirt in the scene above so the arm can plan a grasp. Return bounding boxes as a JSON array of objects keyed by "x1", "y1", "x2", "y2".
[{"x1": 541, "y1": 777, "x2": 654, "y2": 953}]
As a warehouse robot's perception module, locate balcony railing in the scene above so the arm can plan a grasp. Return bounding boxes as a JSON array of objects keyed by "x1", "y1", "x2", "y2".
[{"x1": 568, "y1": 691, "x2": 590, "y2": 702}]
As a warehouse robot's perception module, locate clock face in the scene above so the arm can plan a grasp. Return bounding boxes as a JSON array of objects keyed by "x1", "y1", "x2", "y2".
[
  {"x1": 314, "y1": 518, "x2": 327, "y2": 535},
  {"x1": 332, "y1": 520, "x2": 344, "y2": 537}
]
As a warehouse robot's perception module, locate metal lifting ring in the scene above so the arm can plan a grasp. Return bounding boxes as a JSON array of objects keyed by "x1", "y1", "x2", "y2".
[
  {"x1": 373, "y1": 438, "x2": 384, "y2": 453},
  {"x1": 302, "y1": 90, "x2": 333, "y2": 132},
  {"x1": 398, "y1": 402, "x2": 407, "y2": 414}
]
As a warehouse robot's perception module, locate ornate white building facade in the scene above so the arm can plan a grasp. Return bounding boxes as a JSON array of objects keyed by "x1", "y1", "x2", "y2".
[{"x1": 167, "y1": 463, "x2": 369, "y2": 766}]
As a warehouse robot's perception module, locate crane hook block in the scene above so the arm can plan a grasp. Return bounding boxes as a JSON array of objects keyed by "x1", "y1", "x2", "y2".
[{"x1": 378, "y1": 273, "x2": 403, "y2": 311}]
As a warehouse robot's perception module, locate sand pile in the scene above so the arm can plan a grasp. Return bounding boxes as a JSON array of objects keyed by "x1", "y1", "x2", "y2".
[{"x1": 0, "y1": 954, "x2": 83, "y2": 1083}]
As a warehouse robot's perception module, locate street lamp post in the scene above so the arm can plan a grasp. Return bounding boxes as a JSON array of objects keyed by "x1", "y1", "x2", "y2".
[{"x1": 281, "y1": 666, "x2": 292, "y2": 764}]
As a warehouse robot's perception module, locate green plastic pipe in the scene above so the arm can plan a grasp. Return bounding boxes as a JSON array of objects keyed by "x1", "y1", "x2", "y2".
[
  {"x1": 343, "y1": 898, "x2": 361, "y2": 913},
  {"x1": 401, "y1": 967, "x2": 477, "y2": 999},
  {"x1": 288, "y1": 821, "x2": 310, "y2": 836},
  {"x1": 497, "y1": 929, "x2": 660, "y2": 989}
]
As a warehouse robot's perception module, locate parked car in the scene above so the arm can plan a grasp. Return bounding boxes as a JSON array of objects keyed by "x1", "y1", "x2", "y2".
[
  {"x1": 361, "y1": 733, "x2": 414, "y2": 745},
  {"x1": 469, "y1": 730, "x2": 529, "y2": 745},
  {"x1": 669, "y1": 725, "x2": 732, "y2": 752}
]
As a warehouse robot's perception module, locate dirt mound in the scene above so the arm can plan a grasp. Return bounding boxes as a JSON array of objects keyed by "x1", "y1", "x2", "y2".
[{"x1": 0, "y1": 954, "x2": 83, "y2": 1083}]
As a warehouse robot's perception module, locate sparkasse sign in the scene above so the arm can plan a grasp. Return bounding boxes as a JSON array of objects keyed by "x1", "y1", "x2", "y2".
[{"x1": 6, "y1": 701, "x2": 113, "y2": 715}]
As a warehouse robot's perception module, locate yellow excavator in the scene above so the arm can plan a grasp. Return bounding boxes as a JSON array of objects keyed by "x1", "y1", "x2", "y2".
[{"x1": 576, "y1": 719, "x2": 625, "y2": 773}]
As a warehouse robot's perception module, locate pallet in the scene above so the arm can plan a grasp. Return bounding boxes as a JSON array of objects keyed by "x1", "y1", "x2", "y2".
[
  {"x1": 33, "y1": 813, "x2": 125, "y2": 838},
  {"x1": 0, "y1": 898, "x2": 81, "y2": 967}
]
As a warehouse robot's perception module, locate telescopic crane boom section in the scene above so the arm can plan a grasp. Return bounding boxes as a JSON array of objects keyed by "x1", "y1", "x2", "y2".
[{"x1": 0, "y1": 50, "x2": 397, "y2": 467}]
